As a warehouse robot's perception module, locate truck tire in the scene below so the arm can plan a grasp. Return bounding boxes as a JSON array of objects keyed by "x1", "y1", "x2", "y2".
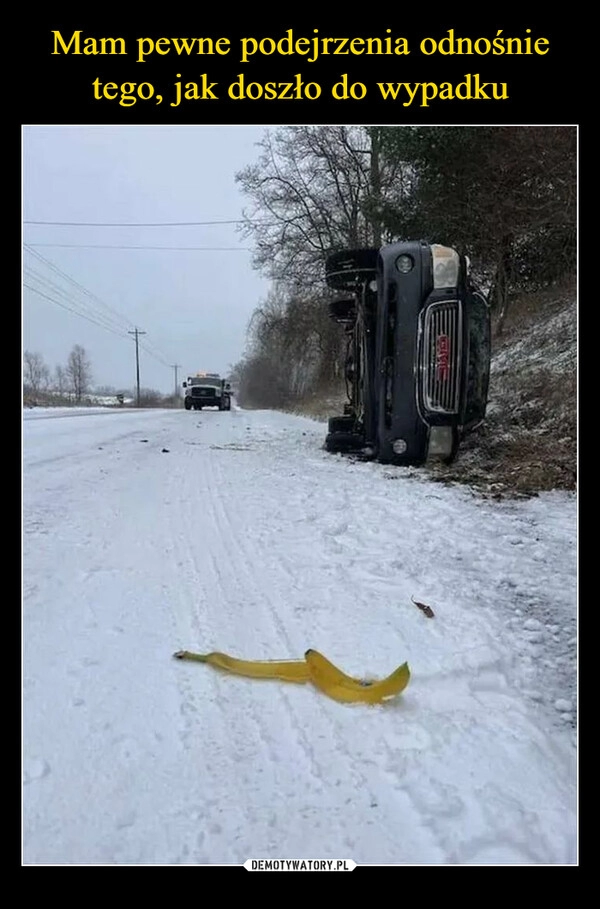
[
  {"x1": 325, "y1": 416, "x2": 364, "y2": 453},
  {"x1": 325, "y1": 248, "x2": 378, "y2": 291},
  {"x1": 325, "y1": 431, "x2": 364, "y2": 453},
  {"x1": 184, "y1": 399, "x2": 192, "y2": 410},
  {"x1": 328, "y1": 415, "x2": 355, "y2": 434}
]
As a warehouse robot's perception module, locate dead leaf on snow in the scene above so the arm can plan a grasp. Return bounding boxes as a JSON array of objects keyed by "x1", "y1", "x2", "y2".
[{"x1": 411, "y1": 596, "x2": 435, "y2": 618}]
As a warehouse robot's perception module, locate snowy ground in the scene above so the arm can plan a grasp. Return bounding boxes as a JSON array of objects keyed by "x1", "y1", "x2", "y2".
[{"x1": 22, "y1": 406, "x2": 577, "y2": 865}]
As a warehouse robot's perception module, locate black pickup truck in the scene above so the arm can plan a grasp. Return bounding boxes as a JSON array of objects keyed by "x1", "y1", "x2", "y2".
[{"x1": 324, "y1": 240, "x2": 491, "y2": 465}]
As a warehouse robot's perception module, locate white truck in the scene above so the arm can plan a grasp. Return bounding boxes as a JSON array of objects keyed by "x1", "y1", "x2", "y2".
[{"x1": 182, "y1": 373, "x2": 232, "y2": 411}]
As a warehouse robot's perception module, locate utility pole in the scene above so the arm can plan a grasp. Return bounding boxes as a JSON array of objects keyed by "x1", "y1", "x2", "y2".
[
  {"x1": 172, "y1": 364, "x2": 181, "y2": 400},
  {"x1": 128, "y1": 328, "x2": 146, "y2": 407}
]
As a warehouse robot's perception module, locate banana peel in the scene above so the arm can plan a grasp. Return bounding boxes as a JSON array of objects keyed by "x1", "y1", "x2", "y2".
[
  {"x1": 173, "y1": 648, "x2": 410, "y2": 704},
  {"x1": 305, "y1": 649, "x2": 410, "y2": 704},
  {"x1": 173, "y1": 650, "x2": 310, "y2": 682}
]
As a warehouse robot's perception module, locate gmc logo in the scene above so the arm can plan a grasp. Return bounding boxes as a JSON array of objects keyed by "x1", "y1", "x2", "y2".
[{"x1": 436, "y1": 335, "x2": 450, "y2": 381}]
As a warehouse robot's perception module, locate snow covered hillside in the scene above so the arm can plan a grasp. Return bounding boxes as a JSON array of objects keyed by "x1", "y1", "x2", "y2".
[
  {"x1": 23, "y1": 407, "x2": 577, "y2": 865},
  {"x1": 430, "y1": 278, "x2": 577, "y2": 496},
  {"x1": 293, "y1": 277, "x2": 577, "y2": 499}
]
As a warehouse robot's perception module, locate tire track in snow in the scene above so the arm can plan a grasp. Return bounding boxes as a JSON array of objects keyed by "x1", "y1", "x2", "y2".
[
  {"x1": 162, "y1": 432, "x2": 383, "y2": 857},
  {"x1": 192, "y1": 436, "x2": 446, "y2": 862},
  {"x1": 197, "y1": 451, "x2": 334, "y2": 827},
  {"x1": 206, "y1": 449, "x2": 439, "y2": 850},
  {"x1": 163, "y1": 437, "x2": 344, "y2": 859},
  {"x1": 161, "y1": 455, "x2": 262, "y2": 862}
]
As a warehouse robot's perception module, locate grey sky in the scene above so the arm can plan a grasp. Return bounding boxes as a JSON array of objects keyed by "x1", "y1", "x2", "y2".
[{"x1": 23, "y1": 125, "x2": 271, "y2": 395}]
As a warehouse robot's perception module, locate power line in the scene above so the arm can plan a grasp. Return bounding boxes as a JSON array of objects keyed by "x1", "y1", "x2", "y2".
[
  {"x1": 23, "y1": 218, "x2": 270, "y2": 227},
  {"x1": 138, "y1": 337, "x2": 172, "y2": 369},
  {"x1": 27, "y1": 281, "x2": 175, "y2": 372},
  {"x1": 24, "y1": 265, "x2": 131, "y2": 337},
  {"x1": 25, "y1": 243, "x2": 251, "y2": 251},
  {"x1": 24, "y1": 248, "x2": 176, "y2": 371},
  {"x1": 24, "y1": 283, "x2": 133, "y2": 340},
  {"x1": 24, "y1": 245, "x2": 133, "y2": 332}
]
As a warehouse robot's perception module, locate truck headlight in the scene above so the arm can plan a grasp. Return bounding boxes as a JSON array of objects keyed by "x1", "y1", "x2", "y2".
[
  {"x1": 432, "y1": 245, "x2": 460, "y2": 289},
  {"x1": 392, "y1": 439, "x2": 407, "y2": 454},
  {"x1": 395, "y1": 254, "x2": 414, "y2": 274}
]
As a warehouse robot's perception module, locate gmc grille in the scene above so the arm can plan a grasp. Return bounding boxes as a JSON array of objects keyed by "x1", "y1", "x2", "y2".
[{"x1": 420, "y1": 301, "x2": 462, "y2": 413}]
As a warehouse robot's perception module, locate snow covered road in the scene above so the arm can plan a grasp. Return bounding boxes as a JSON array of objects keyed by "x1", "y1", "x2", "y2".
[{"x1": 23, "y1": 407, "x2": 577, "y2": 865}]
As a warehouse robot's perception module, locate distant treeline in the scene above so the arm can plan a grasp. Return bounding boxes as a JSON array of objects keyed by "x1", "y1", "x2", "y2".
[{"x1": 23, "y1": 345, "x2": 177, "y2": 408}]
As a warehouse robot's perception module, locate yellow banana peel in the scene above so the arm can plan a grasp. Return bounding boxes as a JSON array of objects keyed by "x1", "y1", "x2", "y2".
[
  {"x1": 173, "y1": 649, "x2": 410, "y2": 704},
  {"x1": 173, "y1": 650, "x2": 310, "y2": 682},
  {"x1": 305, "y1": 649, "x2": 410, "y2": 704}
]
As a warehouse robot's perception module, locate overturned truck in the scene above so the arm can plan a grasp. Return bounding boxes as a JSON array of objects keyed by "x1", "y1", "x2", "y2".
[{"x1": 325, "y1": 240, "x2": 491, "y2": 465}]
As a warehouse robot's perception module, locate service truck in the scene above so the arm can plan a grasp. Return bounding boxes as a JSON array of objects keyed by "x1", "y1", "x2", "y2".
[{"x1": 182, "y1": 373, "x2": 232, "y2": 411}]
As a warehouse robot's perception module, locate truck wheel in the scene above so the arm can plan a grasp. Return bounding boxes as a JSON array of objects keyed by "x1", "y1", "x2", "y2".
[
  {"x1": 328, "y1": 415, "x2": 355, "y2": 434},
  {"x1": 325, "y1": 431, "x2": 364, "y2": 453},
  {"x1": 184, "y1": 399, "x2": 192, "y2": 410},
  {"x1": 325, "y1": 248, "x2": 378, "y2": 291}
]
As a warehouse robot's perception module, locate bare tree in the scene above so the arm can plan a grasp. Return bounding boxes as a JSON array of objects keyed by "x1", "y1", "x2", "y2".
[
  {"x1": 234, "y1": 126, "x2": 412, "y2": 406},
  {"x1": 235, "y1": 281, "x2": 347, "y2": 408},
  {"x1": 236, "y1": 126, "x2": 409, "y2": 293},
  {"x1": 137, "y1": 387, "x2": 163, "y2": 407},
  {"x1": 93, "y1": 385, "x2": 117, "y2": 396},
  {"x1": 66, "y1": 345, "x2": 92, "y2": 403},
  {"x1": 54, "y1": 364, "x2": 68, "y2": 397},
  {"x1": 23, "y1": 351, "x2": 50, "y2": 398}
]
